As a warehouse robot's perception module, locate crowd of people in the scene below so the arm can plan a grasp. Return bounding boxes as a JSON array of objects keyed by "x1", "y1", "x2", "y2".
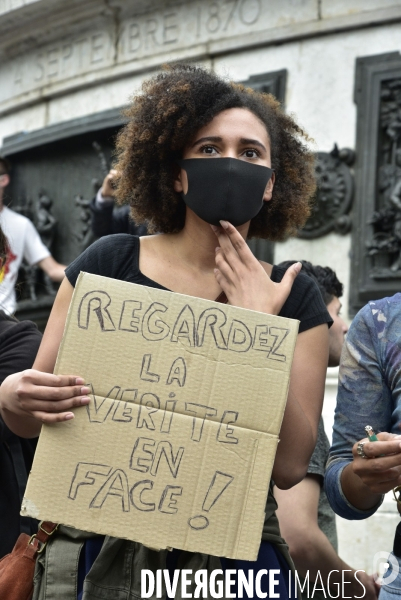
[{"x1": 0, "y1": 64, "x2": 399, "y2": 599}]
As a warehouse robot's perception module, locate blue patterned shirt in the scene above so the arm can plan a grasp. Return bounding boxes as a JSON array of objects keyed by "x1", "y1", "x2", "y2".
[{"x1": 325, "y1": 293, "x2": 401, "y2": 519}]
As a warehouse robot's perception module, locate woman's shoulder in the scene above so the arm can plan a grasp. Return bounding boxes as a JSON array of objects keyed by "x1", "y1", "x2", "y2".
[
  {"x1": 271, "y1": 264, "x2": 332, "y2": 333},
  {"x1": 259, "y1": 261, "x2": 314, "y2": 288},
  {"x1": 270, "y1": 263, "x2": 304, "y2": 284},
  {"x1": 65, "y1": 234, "x2": 139, "y2": 287}
]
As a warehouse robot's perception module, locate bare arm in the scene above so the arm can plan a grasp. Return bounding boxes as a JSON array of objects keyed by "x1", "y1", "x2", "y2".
[
  {"x1": 0, "y1": 278, "x2": 90, "y2": 438},
  {"x1": 33, "y1": 277, "x2": 73, "y2": 371},
  {"x1": 272, "y1": 324, "x2": 328, "y2": 488},
  {"x1": 37, "y1": 255, "x2": 66, "y2": 282},
  {"x1": 275, "y1": 477, "x2": 378, "y2": 598}
]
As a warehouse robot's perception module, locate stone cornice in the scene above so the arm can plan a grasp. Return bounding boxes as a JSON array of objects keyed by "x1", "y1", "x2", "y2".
[
  {"x1": 208, "y1": 5, "x2": 401, "y2": 55},
  {"x1": 2, "y1": 106, "x2": 125, "y2": 154},
  {"x1": 1, "y1": 1, "x2": 401, "y2": 118},
  {"x1": 0, "y1": 0, "x2": 156, "y2": 56}
]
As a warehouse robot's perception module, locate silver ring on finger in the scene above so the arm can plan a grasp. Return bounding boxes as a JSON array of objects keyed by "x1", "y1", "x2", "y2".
[{"x1": 357, "y1": 441, "x2": 368, "y2": 459}]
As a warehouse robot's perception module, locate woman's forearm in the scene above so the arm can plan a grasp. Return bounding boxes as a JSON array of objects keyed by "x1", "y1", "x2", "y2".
[
  {"x1": 272, "y1": 324, "x2": 328, "y2": 489},
  {"x1": 272, "y1": 392, "x2": 315, "y2": 488}
]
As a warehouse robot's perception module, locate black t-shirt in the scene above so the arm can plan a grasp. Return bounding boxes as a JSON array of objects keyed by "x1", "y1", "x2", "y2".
[
  {"x1": 66, "y1": 234, "x2": 332, "y2": 333},
  {"x1": 0, "y1": 312, "x2": 42, "y2": 557}
]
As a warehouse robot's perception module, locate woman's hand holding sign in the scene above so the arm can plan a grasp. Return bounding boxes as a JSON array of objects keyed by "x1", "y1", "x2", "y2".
[
  {"x1": 0, "y1": 370, "x2": 90, "y2": 436},
  {"x1": 212, "y1": 220, "x2": 301, "y2": 315}
]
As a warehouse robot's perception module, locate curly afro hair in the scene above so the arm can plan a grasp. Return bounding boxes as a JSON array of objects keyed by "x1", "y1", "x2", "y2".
[{"x1": 114, "y1": 64, "x2": 316, "y2": 241}]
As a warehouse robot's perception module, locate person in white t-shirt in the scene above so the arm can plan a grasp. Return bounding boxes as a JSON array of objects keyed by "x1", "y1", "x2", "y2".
[{"x1": 0, "y1": 157, "x2": 66, "y2": 315}]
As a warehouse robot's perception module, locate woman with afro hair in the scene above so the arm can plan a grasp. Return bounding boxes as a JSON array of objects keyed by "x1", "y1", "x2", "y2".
[{"x1": 0, "y1": 65, "x2": 331, "y2": 599}]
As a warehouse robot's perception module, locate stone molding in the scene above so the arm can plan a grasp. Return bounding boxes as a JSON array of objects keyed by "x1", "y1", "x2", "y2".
[
  {"x1": 2, "y1": 107, "x2": 125, "y2": 155},
  {"x1": 1, "y1": 1, "x2": 401, "y2": 118},
  {"x1": 350, "y1": 51, "x2": 401, "y2": 316},
  {"x1": 298, "y1": 145, "x2": 355, "y2": 239}
]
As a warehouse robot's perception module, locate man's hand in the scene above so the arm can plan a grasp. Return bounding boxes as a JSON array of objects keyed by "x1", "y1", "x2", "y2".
[
  {"x1": 101, "y1": 169, "x2": 119, "y2": 198},
  {"x1": 352, "y1": 432, "x2": 401, "y2": 494}
]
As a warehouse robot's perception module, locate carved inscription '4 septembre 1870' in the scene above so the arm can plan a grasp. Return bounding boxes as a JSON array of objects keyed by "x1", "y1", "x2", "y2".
[{"x1": 0, "y1": 0, "x2": 318, "y2": 111}]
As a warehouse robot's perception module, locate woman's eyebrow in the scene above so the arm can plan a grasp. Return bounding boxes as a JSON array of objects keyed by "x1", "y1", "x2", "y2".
[
  {"x1": 191, "y1": 136, "x2": 267, "y2": 151},
  {"x1": 239, "y1": 138, "x2": 267, "y2": 151},
  {"x1": 191, "y1": 136, "x2": 222, "y2": 147}
]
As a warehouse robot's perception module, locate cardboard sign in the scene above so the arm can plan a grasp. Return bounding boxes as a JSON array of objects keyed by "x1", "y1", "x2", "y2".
[{"x1": 22, "y1": 272, "x2": 299, "y2": 560}]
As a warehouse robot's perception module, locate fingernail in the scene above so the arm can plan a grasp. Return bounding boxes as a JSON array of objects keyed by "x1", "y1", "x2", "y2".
[
  {"x1": 81, "y1": 397, "x2": 90, "y2": 405},
  {"x1": 215, "y1": 246, "x2": 220, "y2": 253},
  {"x1": 64, "y1": 413, "x2": 74, "y2": 420},
  {"x1": 75, "y1": 377, "x2": 84, "y2": 385},
  {"x1": 219, "y1": 220, "x2": 229, "y2": 228},
  {"x1": 210, "y1": 224, "x2": 218, "y2": 231},
  {"x1": 293, "y1": 262, "x2": 302, "y2": 273},
  {"x1": 81, "y1": 386, "x2": 90, "y2": 395}
]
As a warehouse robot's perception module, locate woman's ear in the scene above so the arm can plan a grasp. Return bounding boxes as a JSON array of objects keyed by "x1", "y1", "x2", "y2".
[
  {"x1": 173, "y1": 166, "x2": 188, "y2": 194},
  {"x1": 263, "y1": 171, "x2": 275, "y2": 203},
  {"x1": 0, "y1": 174, "x2": 10, "y2": 190}
]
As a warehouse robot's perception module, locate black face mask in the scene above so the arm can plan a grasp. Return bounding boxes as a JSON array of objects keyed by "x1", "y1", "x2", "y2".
[{"x1": 177, "y1": 158, "x2": 273, "y2": 227}]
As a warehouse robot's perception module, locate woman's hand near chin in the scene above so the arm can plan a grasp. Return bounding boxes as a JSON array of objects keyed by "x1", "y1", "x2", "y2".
[{"x1": 211, "y1": 220, "x2": 301, "y2": 314}]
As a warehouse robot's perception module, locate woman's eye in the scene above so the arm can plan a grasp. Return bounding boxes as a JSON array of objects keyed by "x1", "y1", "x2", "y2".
[
  {"x1": 200, "y1": 145, "x2": 217, "y2": 154},
  {"x1": 243, "y1": 149, "x2": 259, "y2": 158}
]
